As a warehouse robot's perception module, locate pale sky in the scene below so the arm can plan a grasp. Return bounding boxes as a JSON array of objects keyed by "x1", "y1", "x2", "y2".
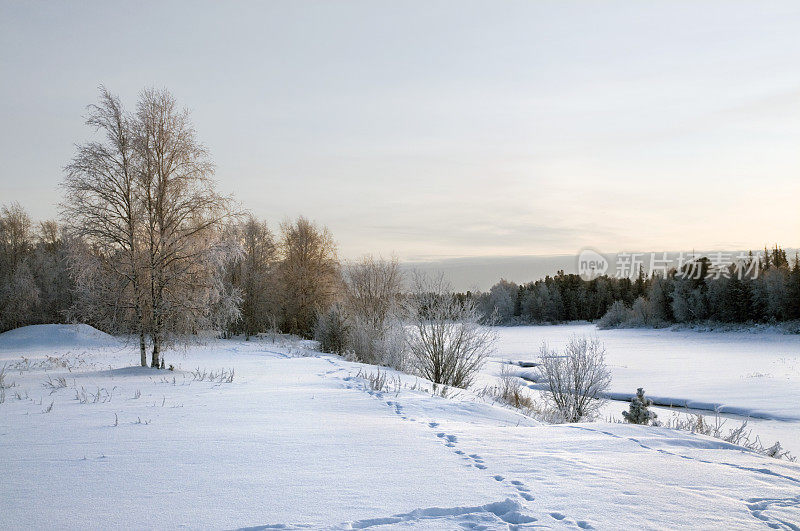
[{"x1": 1, "y1": 0, "x2": 799, "y2": 262}]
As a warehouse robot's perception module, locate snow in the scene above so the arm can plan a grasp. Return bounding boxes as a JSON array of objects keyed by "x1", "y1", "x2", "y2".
[
  {"x1": 488, "y1": 324, "x2": 800, "y2": 450},
  {"x1": 1, "y1": 324, "x2": 799, "y2": 529}
]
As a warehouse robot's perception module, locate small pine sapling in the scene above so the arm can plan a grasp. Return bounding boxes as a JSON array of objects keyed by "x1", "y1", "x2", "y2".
[{"x1": 623, "y1": 387, "x2": 658, "y2": 425}]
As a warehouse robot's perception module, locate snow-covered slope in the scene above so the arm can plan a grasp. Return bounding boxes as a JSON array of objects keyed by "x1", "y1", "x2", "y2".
[
  {"x1": 1, "y1": 335, "x2": 799, "y2": 529},
  {"x1": 0, "y1": 324, "x2": 121, "y2": 351}
]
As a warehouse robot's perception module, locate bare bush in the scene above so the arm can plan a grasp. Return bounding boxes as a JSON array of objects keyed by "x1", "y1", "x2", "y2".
[
  {"x1": 75, "y1": 386, "x2": 114, "y2": 404},
  {"x1": 487, "y1": 366, "x2": 535, "y2": 411},
  {"x1": 406, "y1": 274, "x2": 494, "y2": 389},
  {"x1": 42, "y1": 376, "x2": 67, "y2": 394},
  {"x1": 190, "y1": 367, "x2": 235, "y2": 383},
  {"x1": 355, "y1": 367, "x2": 401, "y2": 394},
  {"x1": 537, "y1": 335, "x2": 611, "y2": 422},
  {"x1": 0, "y1": 364, "x2": 10, "y2": 388}
]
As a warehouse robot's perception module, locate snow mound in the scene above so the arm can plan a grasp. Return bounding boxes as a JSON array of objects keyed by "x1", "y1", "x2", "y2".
[{"x1": 0, "y1": 324, "x2": 121, "y2": 351}]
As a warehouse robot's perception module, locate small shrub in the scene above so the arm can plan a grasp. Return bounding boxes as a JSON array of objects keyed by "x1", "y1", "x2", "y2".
[
  {"x1": 622, "y1": 387, "x2": 658, "y2": 425},
  {"x1": 348, "y1": 315, "x2": 408, "y2": 370}
]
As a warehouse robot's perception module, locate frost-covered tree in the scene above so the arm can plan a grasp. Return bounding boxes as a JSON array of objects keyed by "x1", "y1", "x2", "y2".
[
  {"x1": 646, "y1": 275, "x2": 672, "y2": 323},
  {"x1": 0, "y1": 261, "x2": 40, "y2": 331},
  {"x1": 622, "y1": 387, "x2": 658, "y2": 425},
  {"x1": 341, "y1": 256, "x2": 407, "y2": 368},
  {"x1": 233, "y1": 217, "x2": 279, "y2": 338},
  {"x1": 670, "y1": 279, "x2": 707, "y2": 323},
  {"x1": 0, "y1": 204, "x2": 35, "y2": 331},
  {"x1": 0, "y1": 202, "x2": 33, "y2": 270},
  {"x1": 597, "y1": 300, "x2": 629, "y2": 329},
  {"x1": 485, "y1": 279, "x2": 517, "y2": 323},
  {"x1": 788, "y1": 255, "x2": 800, "y2": 320},
  {"x1": 277, "y1": 217, "x2": 340, "y2": 337},
  {"x1": 29, "y1": 221, "x2": 73, "y2": 324},
  {"x1": 761, "y1": 268, "x2": 789, "y2": 321}
]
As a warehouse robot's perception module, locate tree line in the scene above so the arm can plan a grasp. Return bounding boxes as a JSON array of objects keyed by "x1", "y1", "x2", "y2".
[
  {"x1": 470, "y1": 246, "x2": 800, "y2": 327},
  {"x1": 0, "y1": 202, "x2": 341, "y2": 361}
]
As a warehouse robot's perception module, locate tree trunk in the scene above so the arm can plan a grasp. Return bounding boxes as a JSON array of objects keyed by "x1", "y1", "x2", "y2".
[
  {"x1": 151, "y1": 330, "x2": 160, "y2": 368},
  {"x1": 139, "y1": 329, "x2": 147, "y2": 367}
]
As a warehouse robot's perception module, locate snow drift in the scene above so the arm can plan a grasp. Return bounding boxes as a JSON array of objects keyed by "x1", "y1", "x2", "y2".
[{"x1": 0, "y1": 324, "x2": 121, "y2": 351}]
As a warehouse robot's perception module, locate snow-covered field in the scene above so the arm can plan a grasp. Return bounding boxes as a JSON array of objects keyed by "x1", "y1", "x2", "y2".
[
  {"x1": 488, "y1": 324, "x2": 800, "y2": 452},
  {"x1": 2, "y1": 324, "x2": 800, "y2": 529}
]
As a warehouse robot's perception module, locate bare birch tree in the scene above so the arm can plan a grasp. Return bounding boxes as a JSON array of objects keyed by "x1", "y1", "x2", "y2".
[
  {"x1": 63, "y1": 86, "x2": 235, "y2": 367},
  {"x1": 62, "y1": 88, "x2": 148, "y2": 365}
]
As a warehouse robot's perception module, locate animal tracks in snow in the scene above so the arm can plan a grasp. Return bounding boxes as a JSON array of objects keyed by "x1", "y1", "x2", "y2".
[
  {"x1": 567, "y1": 425, "x2": 800, "y2": 485},
  {"x1": 332, "y1": 365, "x2": 597, "y2": 529}
]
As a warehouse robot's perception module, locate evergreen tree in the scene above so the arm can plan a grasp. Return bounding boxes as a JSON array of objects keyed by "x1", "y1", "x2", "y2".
[
  {"x1": 789, "y1": 254, "x2": 800, "y2": 320},
  {"x1": 622, "y1": 388, "x2": 658, "y2": 425}
]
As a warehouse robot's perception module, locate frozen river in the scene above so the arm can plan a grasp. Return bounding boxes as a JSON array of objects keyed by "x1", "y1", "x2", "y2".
[{"x1": 487, "y1": 324, "x2": 800, "y2": 452}]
